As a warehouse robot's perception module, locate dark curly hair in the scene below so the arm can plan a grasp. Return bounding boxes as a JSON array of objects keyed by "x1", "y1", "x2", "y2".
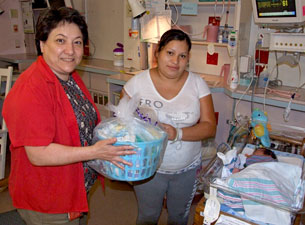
[{"x1": 35, "y1": 7, "x2": 88, "y2": 55}]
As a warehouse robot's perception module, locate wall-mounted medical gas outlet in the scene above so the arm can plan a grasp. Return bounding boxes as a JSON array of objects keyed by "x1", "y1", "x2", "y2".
[
  {"x1": 206, "y1": 52, "x2": 218, "y2": 65},
  {"x1": 269, "y1": 33, "x2": 305, "y2": 52}
]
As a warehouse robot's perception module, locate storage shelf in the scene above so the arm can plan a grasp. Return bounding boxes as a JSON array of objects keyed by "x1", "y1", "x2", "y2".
[
  {"x1": 191, "y1": 39, "x2": 228, "y2": 47},
  {"x1": 168, "y1": 1, "x2": 238, "y2": 6}
]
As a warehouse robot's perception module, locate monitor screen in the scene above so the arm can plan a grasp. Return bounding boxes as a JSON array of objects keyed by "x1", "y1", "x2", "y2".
[{"x1": 256, "y1": 0, "x2": 297, "y2": 18}]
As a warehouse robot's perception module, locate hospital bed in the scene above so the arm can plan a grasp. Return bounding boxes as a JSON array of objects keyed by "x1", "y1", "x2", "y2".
[{"x1": 195, "y1": 133, "x2": 305, "y2": 225}]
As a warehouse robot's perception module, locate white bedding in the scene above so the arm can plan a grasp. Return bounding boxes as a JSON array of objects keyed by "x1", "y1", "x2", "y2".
[
  {"x1": 226, "y1": 162, "x2": 302, "y2": 225},
  {"x1": 215, "y1": 148, "x2": 305, "y2": 225}
]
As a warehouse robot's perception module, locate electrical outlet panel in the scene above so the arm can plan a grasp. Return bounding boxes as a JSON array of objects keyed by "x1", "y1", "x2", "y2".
[
  {"x1": 15, "y1": 39, "x2": 20, "y2": 48},
  {"x1": 269, "y1": 33, "x2": 305, "y2": 52},
  {"x1": 206, "y1": 52, "x2": 218, "y2": 65}
]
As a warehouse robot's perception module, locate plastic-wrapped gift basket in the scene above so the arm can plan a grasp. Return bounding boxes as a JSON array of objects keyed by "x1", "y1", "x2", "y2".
[{"x1": 88, "y1": 95, "x2": 168, "y2": 181}]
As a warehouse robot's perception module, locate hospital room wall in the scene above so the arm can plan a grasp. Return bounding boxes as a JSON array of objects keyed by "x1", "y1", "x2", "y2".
[
  {"x1": 73, "y1": 0, "x2": 125, "y2": 60},
  {"x1": 0, "y1": 0, "x2": 304, "y2": 90},
  {"x1": 82, "y1": 1, "x2": 305, "y2": 90},
  {"x1": 0, "y1": 0, "x2": 26, "y2": 55}
]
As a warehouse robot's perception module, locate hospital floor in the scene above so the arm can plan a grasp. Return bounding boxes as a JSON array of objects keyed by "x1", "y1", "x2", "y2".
[{"x1": 0, "y1": 150, "x2": 197, "y2": 225}]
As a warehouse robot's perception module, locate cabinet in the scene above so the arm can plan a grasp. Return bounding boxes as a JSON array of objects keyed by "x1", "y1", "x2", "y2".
[
  {"x1": 107, "y1": 73, "x2": 134, "y2": 117},
  {"x1": 76, "y1": 58, "x2": 124, "y2": 120}
]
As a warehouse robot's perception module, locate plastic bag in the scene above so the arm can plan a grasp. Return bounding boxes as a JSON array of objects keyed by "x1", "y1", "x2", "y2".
[
  {"x1": 88, "y1": 95, "x2": 168, "y2": 181},
  {"x1": 196, "y1": 138, "x2": 218, "y2": 194}
]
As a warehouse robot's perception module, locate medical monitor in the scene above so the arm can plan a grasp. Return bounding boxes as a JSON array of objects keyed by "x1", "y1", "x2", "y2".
[{"x1": 251, "y1": 0, "x2": 305, "y2": 27}]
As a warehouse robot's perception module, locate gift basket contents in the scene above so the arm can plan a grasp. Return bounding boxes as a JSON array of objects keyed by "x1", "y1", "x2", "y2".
[
  {"x1": 199, "y1": 142, "x2": 305, "y2": 225},
  {"x1": 88, "y1": 95, "x2": 168, "y2": 181}
]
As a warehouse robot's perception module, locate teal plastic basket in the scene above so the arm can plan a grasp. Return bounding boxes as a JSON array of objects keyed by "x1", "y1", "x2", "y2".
[{"x1": 89, "y1": 134, "x2": 167, "y2": 181}]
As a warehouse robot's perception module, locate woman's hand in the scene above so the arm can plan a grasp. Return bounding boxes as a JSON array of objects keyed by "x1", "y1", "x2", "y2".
[
  {"x1": 93, "y1": 138, "x2": 136, "y2": 170},
  {"x1": 160, "y1": 123, "x2": 177, "y2": 140},
  {"x1": 25, "y1": 139, "x2": 136, "y2": 170}
]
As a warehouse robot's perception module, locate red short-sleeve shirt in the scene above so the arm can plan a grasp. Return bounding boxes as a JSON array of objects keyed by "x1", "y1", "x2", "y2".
[{"x1": 2, "y1": 56, "x2": 100, "y2": 214}]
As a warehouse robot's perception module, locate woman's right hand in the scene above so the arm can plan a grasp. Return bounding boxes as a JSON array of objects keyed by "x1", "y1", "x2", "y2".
[
  {"x1": 93, "y1": 138, "x2": 136, "y2": 170},
  {"x1": 159, "y1": 123, "x2": 176, "y2": 140}
]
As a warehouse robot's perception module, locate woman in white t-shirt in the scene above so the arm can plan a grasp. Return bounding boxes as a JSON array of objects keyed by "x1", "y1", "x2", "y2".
[{"x1": 123, "y1": 29, "x2": 217, "y2": 225}]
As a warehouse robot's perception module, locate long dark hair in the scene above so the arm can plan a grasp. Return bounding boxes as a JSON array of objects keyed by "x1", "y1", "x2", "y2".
[{"x1": 35, "y1": 7, "x2": 88, "y2": 55}]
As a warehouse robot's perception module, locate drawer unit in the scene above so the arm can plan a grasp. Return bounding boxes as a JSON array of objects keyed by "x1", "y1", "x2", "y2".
[{"x1": 90, "y1": 73, "x2": 108, "y2": 92}]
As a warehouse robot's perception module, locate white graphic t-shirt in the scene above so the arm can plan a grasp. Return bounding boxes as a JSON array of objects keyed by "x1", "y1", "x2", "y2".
[{"x1": 124, "y1": 70, "x2": 211, "y2": 172}]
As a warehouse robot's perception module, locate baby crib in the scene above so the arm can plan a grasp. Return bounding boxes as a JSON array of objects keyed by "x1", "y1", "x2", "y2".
[{"x1": 196, "y1": 133, "x2": 305, "y2": 225}]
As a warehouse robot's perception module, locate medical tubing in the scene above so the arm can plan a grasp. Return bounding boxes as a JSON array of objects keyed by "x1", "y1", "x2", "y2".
[
  {"x1": 294, "y1": 64, "x2": 302, "y2": 94},
  {"x1": 266, "y1": 60, "x2": 302, "y2": 116},
  {"x1": 167, "y1": 0, "x2": 179, "y2": 26},
  {"x1": 234, "y1": 38, "x2": 260, "y2": 124},
  {"x1": 167, "y1": 0, "x2": 210, "y2": 37},
  {"x1": 251, "y1": 40, "x2": 262, "y2": 114},
  {"x1": 263, "y1": 64, "x2": 277, "y2": 112},
  {"x1": 214, "y1": 0, "x2": 225, "y2": 23},
  {"x1": 234, "y1": 76, "x2": 254, "y2": 126},
  {"x1": 224, "y1": 0, "x2": 231, "y2": 26}
]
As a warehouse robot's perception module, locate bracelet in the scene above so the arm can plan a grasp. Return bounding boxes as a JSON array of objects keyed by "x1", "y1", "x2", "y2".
[
  {"x1": 173, "y1": 128, "x2": 183, "y2": 142},
  {"x1": 178, "y1": 128, "x2": 183, "y2": 141}
]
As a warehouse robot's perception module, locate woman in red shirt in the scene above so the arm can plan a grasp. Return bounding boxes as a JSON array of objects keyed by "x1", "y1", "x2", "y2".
[{"x1": 2, "y1": 7, "x2": 135, "y2": 225}]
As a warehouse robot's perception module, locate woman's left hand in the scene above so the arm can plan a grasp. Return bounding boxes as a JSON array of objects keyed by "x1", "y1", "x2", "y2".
[{"x1": 160, "y1": 123, "x2": 177, "y2": 140}]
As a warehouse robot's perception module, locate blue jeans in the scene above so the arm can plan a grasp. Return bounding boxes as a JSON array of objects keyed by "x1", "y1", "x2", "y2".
[{"x1": 133, "y1": 165, "x2": 199, "y2": 225}]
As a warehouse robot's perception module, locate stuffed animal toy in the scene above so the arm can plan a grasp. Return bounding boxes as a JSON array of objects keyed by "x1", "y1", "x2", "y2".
[{"x1": 251, "y1": 109, "x2": 271, "y2": 148}]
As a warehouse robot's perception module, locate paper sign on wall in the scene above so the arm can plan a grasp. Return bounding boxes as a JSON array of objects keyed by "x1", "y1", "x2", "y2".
[
  {"x1": 181, "y1": 3, "x2": 198, "y2": 16},
  {"x1": 10, "y1": 9, "x2": 19, "y2": 19},
  {"x1": 145, "y1": 0, "x2": 165, "y2": 13}
]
